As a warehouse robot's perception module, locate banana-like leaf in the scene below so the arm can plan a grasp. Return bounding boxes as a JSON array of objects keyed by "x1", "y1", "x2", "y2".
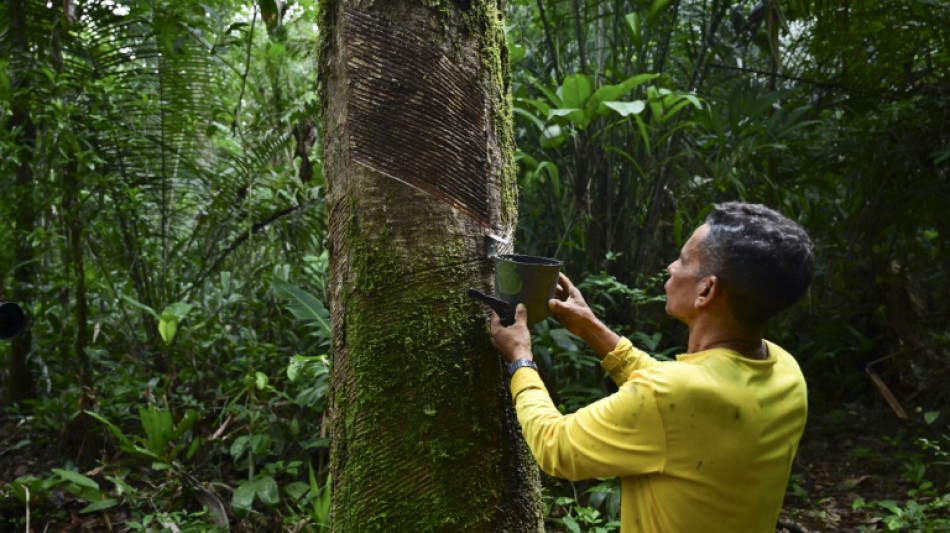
[{"x1": 271, "y1": 279, "x2": 330, "y2": 338}]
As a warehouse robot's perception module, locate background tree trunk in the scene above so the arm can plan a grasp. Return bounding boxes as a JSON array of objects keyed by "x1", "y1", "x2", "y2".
[
  {"x1": 4, "y1": 0, "x2": 37, "y2": 404},
  {"x1": 319, "y1": 0, "x2": 544, "y2": 531}
]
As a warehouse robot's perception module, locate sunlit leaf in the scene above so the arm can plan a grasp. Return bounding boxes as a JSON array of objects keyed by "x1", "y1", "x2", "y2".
[{"x1": 604, "y1": 101, "x2": 646, "y2": 117}]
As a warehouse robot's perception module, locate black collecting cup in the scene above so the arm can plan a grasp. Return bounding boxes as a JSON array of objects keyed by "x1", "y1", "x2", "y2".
[{"x1": 492, "y1": 254, "x2": 562, "y2": 326}]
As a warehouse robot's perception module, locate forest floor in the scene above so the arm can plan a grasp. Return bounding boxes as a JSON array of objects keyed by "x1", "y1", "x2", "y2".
[
  {"x1": 1, "y1": 400, "x2": 947, "y2": 532},
  {"x1": 778, "y1": 401, "x2": 948, "y2": 533}
]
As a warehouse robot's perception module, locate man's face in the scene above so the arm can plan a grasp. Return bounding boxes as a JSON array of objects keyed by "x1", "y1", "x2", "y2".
[{"x1": 664, "y1": 224, "x2": 710, "y2": 323}]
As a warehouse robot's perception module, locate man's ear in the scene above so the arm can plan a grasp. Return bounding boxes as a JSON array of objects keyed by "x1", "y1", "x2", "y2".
[{"x1": 695, "y1": 275, "x2": 719, "y2": 308}]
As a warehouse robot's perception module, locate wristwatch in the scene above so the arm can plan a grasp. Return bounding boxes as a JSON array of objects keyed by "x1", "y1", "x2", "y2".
[{"x1": 507, "y1": 358, "x2": 538, "y2": 377}]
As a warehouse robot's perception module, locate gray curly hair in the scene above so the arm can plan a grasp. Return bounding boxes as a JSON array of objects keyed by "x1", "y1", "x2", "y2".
[{"x1": 699, "y1": 202, "x2": 814, "y2": 325}]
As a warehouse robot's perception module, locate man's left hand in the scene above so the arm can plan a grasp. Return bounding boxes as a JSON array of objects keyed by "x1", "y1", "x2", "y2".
[{"x1": 490, "y1": 303, "x2": 533, "y2": 363}]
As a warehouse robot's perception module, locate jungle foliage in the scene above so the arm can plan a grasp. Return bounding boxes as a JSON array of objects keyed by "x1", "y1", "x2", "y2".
[{"x1": 0, "y1": 0, "x2": 947, "y2": 531}]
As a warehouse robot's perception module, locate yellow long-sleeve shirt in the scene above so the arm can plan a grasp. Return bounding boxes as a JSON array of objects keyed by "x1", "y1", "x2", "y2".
[{"x1": 511, "y1": 337, "x2": 807, "y2": 533}]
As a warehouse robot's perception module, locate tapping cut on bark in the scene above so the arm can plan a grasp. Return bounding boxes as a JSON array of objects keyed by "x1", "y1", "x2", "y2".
[{"x1": 344, "y1": 8, "x2": 492, "y2": 226}]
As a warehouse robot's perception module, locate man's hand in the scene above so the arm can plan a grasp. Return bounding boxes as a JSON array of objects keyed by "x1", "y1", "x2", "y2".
[
  {"x1": 548, "y1": 273, "x2": 598, "y2": 336},
  {"x1": 548, "y1": 273, "x2": 620, "y2": 359},
  {"x1": 491, "y1": 304, "x2": 533, "y2": 363}
]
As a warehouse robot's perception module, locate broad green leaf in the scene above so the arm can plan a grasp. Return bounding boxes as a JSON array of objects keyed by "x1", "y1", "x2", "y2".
[
  {"x1": 120, "y1": 294, "x2": 158, "y2": 319},
  {"x1": 139, "y1": 405, "x2": 173, "y2": 456},
  {"x1": 52, "y1": 469, "x2": 99, "y2": 490},
  {"x1": 561, "y1": 515, "x2": 582, "y2": 533},
  {"x1": 924, "y1": 411, "x2": 939, "y2": 424},
  {"x1": 559, "y1": 73, "x2": 592, "y2": 109},
  {"x1": 591, "y1": 74, "x2": 658, "y2": 109},
  {"x1": 604, "y1": 101, "x2": 646, "y2": 117},
  {"x1": 171, "y1": 409, "x2": 199, "y2": 441},
  {"x1": 633, "y1": 115, "x2": 652, "y2": 157},
  {"x1": 231, "y1": 435, "x2": 250, "y2": 459},
  {"x1": 255, "y1": 371, "x2": 269, "y2": 390},
  {"x1": 288, "y1": 357, "x2": 303, "y2": 382},
  {"x1": 513, "y1": 106, "x2": 545, "y2": 131},
  {"x1": 508, "y1": 41, "x2": 526, "y2": 63},
  {"x1": 548, "y1": 108, "x2": 587, "y2": 128},
  {"x1": 284, "y1": 481, "x2": 309, "y2": 501},
  {"x1": 648, "y1": 0, "x2": 674, "y2": 21},
  {"x1": 271, "y1": 279, "x2": 330, "y2": 337},
  {"x1": 186, "y1": 437, "x2": 202, "y2": 460},
  {"x1": 540, "y1": 124, "x2": 566, "y2": 149},
  {"x1": 84, "y1": 411, "x2": 134, "y2": 449},
  {"x1": 255, "y1": 475, "x2": 280, "y2": 505},
  {"x1": 158, "y1": 318, "x2": 177, "y2": 344},
  {"x1": 80, "y1": 498, "x2": 118, "y2": 513},
  {"x1": 528, "y1": 76, "x2": 562, "y2": 107},
  {"x1": 624, "y1": 12, "x2": 641, "y2": 47},
  {"x1": 161, "y1": 302, "x2": 193, "y2": 320},
  {"x1": 232, "y1": 480, "x2": 257, "y2": 510}
]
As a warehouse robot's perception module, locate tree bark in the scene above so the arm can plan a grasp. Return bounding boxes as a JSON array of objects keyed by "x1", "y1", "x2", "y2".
[
  {"x1": 318, "y1": 0, "x2": 544, "y2": 531},
  {"x1": 4, "y1": 0, "x2": 38, "y2": 404}
]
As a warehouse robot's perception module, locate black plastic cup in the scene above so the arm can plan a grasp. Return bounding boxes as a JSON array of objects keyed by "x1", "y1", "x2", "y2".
[{"x1": 493, "y1": 254, "x2": 562, "y2": 326}]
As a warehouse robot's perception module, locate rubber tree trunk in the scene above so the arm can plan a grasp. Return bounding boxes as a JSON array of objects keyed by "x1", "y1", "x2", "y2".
[{"x1": 318, "y1": 0, "x2": 544, "y2": 531}]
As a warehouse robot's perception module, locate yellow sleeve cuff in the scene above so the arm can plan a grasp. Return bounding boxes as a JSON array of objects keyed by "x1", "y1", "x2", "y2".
[
  {"x1": 600, "y1": 337, "x2": 634, "y2": 374},
  {"x1": 510, "y1": 366, "x2": 547, "y2": 404}
]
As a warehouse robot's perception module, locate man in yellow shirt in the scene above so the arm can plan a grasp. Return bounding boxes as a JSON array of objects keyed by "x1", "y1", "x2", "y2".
[{"x1": 491, "y1": 202, "x2": 814, "y2": 532}]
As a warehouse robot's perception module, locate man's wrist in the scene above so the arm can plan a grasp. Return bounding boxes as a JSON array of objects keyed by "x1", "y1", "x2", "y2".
[{"x1": 507, "y1": 358, "x2": 538, "y2": 377}]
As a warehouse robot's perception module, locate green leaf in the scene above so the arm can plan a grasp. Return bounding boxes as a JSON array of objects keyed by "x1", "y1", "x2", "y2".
[
  {"x1": 284, "y1": 481, "x2": 310, "y2": 502},
  {"x1": 52, "y1": 469, "x2": 99, "y2": 490},
  {"x1": 513, "y1": 106, "x2": 545, "y2": 131},
  {"x1": 528, "y1": 76, "x2": 563, "y2": 107},
  {"x1": 592, "y1": 74, "x2": 658, "y2": 109},
  {"x1": 255, "y1": 371, "x2": 269, "y2": 391},
  {"x1": 158, "y1": 318, "x2": 178, "y2": 344},
  {"x1": 604, "y1": 101, "x2": 646, "y2": 117},
  {"x1": 560, "y1": 73, "x2": 592, "y2": 109},
  {"x1": 171, "y1": 409, "x2": 199, "y2": 442},
  {"x1": 271, "y1": 279, "x2": 330, "y2": 337},
  {"x1": 232, "y1": 480, "x2": 257, "y2": 510},
  {"x1": 562, "y1": 515, "x2": 582, "y2": 533},
  {"x1": 139, "y1": 405, "x2": 173, "y2": 456},
  {"x1": 548, "y1": 108, "x2": 588, "y2": 129},
  {"x1": 120, "y1": 294, "x2": 158, "y2": 319},
  {"x1": 924, "y1": 411, "x2": 940, "y2": 424},
  {"x1": 233, "y1": 475, "x2": 280, "y2": 510},
  {"x1": 231, "y1": 435, "x2": 250, "y2": 460},
  {"x1": 255, "y1": 475, "x2": 280, "y2": 505},
  {"x1": 80, "y1": 498, "x2": 118, "y2": 513},
  {"x1": 161, "y1": 302, "x2": 193, "y2": 320},
  {"x1": 648, "y1": 0, "x2": 674, "y2": 21},
  {"x1": 624, "y1": 12, "x2": 642, "y2": 47},
  {"x1": 540, "y1": 124, "x2": 566, "y2": 149},
  {"x1": 84, "y1": 411, "x2": 134, "y2": 449}
]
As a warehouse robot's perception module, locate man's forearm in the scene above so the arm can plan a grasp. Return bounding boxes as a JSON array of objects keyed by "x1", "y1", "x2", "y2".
[{"x1": 577, "y1": 318, "x2": 621, "y2": 360}]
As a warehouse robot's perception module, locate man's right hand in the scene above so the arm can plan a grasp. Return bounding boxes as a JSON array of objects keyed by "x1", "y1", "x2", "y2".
[
  {"x1": 548, "y1": 273, "x2": 621, "y2": 359},
  {"x1": 548, "y1": 273, "x2": 597, "y2": 336}
]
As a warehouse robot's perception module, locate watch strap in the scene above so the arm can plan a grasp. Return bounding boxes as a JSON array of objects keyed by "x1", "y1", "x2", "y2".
[{"x1": 507, "y1": 358, "x2": 538, "y2": 377}]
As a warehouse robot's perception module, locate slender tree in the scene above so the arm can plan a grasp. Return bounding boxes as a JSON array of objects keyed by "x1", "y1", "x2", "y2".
[
  {"x1": 318, "y1": 0, "x2": 544, "y2": 530},
  {"x1": 2, "y1": 0, "x2": 38, "y2": 403}
]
